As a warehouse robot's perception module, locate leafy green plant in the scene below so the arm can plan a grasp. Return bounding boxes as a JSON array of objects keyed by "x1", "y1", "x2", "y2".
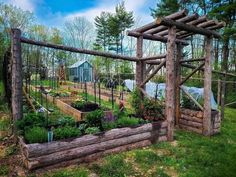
[
  {"x1": 143, "y1": 98, "x2": 164, "y2": 120},
  {"x1": 116, "y1": 117, "x2": 140, "y2": 127},
  {"x1": 54, "y1": 126, "x2": 81, "y2": 140},
  {"x1": 130, "y1": 88, "x2": 144, "y2": 117},
  {"x1": 57, "y1": 116, "x2": 76, "y2": 126},
  {"x1": 16, "y1": 113, "x2": 47, "y2": 133},
  {"x1": 24, "y1": 126, "x2": 48, "y2": 144},
  {"x1": 78, "y1": 123, "x2": 87, "y2": 133},
  {"x1": 85, "y1": 127, "x2": 101, "y2": 134},
  {"x1": 0, "y1": 118, "x2": 10, "y2": 131},
  {"x1": 85, "y1": 110, "x2": 104, "y2": 128},
  {"x1": 102, "y1": 122, "x2": 117, "y2": 130}
]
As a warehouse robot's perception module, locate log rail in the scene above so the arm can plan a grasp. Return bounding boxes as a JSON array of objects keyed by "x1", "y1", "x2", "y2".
[{"x1": 19, "y1": 121, "x2": 168, "y2": 170}]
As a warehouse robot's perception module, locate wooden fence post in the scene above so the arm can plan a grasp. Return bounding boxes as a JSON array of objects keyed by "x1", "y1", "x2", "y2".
[
  {"x1": 175, "y1": 44, "x2": 182, "y2": 126},
  {"x1": 11, "y1": 29, "x2": 23, "y2": 134},
  {"x1": 165, "y1": 26, "x2": 176, "y2": 141},
  {"x1": 221, "y1": 76, "x2": 226, "y2": 120},
  {"x1": 135, "y1": 36, "x2": 145, "y2": 90},
  {"x1": 203, "y1": 36, "x2": 213, "y2": 136},
  {"x1": 217, "y1": 79, "x2": 221, "y2": 106}
]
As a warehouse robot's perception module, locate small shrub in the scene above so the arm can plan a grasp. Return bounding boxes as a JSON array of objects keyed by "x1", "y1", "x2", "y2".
[
  {"x1": 72, "y1": 100, "x2": 99, "y2": 112},
  {"x1": 78, "y1": 123, "x2": 87, "y2": 133},
  {"x1": 16, "y1": 113, "x2": 47, "y2": 133},
  {"x1": 24, "y1": 126, "x2": 48, "y2": 144},
  {"x1": 116, "y1": 117, "x2": 140, "y2": 127},
  {"x1": 57, "y1": 116, "x2": 76, "y2": 126},
  {"x1": 85, "y1": 110, "x2": 104, "y2": 128},
  {"x1": 102, "y1": 122, "x2": 117, "y2": 130},
  {"x1": 54, "y1": 126, "x2": 81, "y2": 140},
  {"x1": 143, "y1": 98, "x2": 164, "y2": 120},
  {"x1": 85, "y1": 127, "x2": 101, "y2": 134},
  {"x1": 130, "y1": 88, "x2": 144, "y2": 117}
]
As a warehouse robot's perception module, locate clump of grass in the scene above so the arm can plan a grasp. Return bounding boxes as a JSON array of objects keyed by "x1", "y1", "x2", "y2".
[
  {"x1": 134, "y1": 149, "x2": 161, "y2": 169},
  {"x1": 43, "y1": 167, "x2": 89, "y2": 177},
  {"x1": 96, "y1": 154, "x2": 134, "y2": 177}
]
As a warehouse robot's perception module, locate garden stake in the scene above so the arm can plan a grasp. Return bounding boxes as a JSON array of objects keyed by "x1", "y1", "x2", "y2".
[
  {"x1": 98, "y1": 79, "x2": 101, "y2": 106},
  {"x1": 85, "y1": 79, "x2": 88, "y2": 101},
  {"x1": 94, "y1": 80, "x2": 96, "y2": 103},
  {"x1": 111, "y1": 80, "x2": 114, "y2": 109}
]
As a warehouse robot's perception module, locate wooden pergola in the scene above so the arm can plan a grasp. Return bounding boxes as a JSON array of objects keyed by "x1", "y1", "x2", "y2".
[
  {"x1": 11, "y1": 10, "x2": 235, "y2": 142},
  {"x1": 127, "y1": 9, "x2": 226, "y2": 139}
]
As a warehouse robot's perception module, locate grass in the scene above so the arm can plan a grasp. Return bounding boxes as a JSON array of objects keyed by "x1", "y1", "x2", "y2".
[{"x1": 39, "y1": 107, "x2": 236, "y2": 177}]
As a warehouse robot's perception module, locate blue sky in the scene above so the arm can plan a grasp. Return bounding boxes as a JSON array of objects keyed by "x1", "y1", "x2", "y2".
[{"x1": 2, "y1": 0, "x2": 157, "y2": 28}]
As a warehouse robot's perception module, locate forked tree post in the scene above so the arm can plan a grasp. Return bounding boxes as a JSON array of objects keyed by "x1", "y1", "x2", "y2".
[
  {"x1": 11, "y1": 29, "x2": 23, "y2": 125},
  {"x1": 165, "y1": 26, "x2": 176, "y2": 141},
  {"x1": 203, "y1": 36, "x2": 213, "y2": 136}
]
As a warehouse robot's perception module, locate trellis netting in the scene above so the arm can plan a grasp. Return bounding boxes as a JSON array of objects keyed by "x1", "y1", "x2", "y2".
[{"x1": 124, "y1": 79, "x2": 218, "y2": 110}]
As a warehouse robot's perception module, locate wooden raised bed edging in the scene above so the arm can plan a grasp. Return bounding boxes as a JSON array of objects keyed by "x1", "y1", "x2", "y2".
[
  {"x1": 42, "y1": 94, "x2": 112, "y2": 122},
  {"x1": 179, "y1": 108, "x2": 221, "y2": 135},
  {"x1": 19, "y1": 121, "x2": 168, "y2": 170}
]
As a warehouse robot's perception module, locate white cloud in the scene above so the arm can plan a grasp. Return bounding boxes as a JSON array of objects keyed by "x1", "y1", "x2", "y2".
[
  {"x1": 3, "y1": 0, "x2": 36, "y2": 12},
  {"x1": 64, "y1": 0, "x2": 153, "y2": 25}
]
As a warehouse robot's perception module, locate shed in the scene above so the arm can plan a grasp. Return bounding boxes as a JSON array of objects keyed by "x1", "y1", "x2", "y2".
[{"x1": 69, "y1": 60, "x2": 93, "y2": 82}]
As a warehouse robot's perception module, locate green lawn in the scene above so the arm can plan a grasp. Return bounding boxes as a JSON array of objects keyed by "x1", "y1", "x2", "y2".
[{"x1": 39, "y1": 108, "x2": 236, "y2": 177}]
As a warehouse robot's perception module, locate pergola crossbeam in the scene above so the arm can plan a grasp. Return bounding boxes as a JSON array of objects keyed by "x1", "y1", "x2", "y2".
[
  {"x1": 133, "y1": 9, "x2": 188, "y2": 33},
  {"x1": 127, "y1": 31, "x2": 189, "y2": 45},
  {"x1": 180, "y1": 62, "x2": 205, "y2": 85},
  {"x1": 156, "y1": 18, "x2": 221, "y2": 38},
  {"x1": 180, "y1": 86, "x2": 203, "y2": 111},
  {"x1": 179, "y1": 57, "x2": 205, "y2": 63},
  {"x1": 140, "y1": 60, "x2": 166, "y2": 87}
]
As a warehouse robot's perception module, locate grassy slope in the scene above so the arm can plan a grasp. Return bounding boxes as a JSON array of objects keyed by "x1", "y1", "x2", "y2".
[{"x1": 41, "y1": 108, "x2": 236, "y2": 177}]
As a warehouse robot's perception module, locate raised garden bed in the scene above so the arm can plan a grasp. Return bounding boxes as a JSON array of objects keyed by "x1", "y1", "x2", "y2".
[
  {"x1": 42, "y1": 94, "x2": 112, "y2": 121},
  {"x1": 179, "y1": 108, "x2": 221, "y2": 135},
  {"x1": 19, "y1": 120, "x2": 168, "y2": 170}
]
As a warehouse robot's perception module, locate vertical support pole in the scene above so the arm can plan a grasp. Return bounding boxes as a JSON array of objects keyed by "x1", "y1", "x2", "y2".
[
  {"x1": 175, "y1": 44, "x2": 182, "y2": 126},
  {"x1": 203, "y1": 36, "x2": 213, "y2": 136},
  {"x1": 94, "y1": 80, "x2": 96, "y2": 103},
  {"x1": 11, "y1": 29, "x2": 23, "y2": 124},
  {"x1": 165, "y1": 26, "x2": 176, "y2": 141},
  {"x1": 135, "y1": 36, "x2": 145, "y2": 90},
  {"x1": 217, "y1": 79, "x2": 221, "y2": 107},
  {"x1": 221, "y1": 76, "x2": 226, "y2": 120}
]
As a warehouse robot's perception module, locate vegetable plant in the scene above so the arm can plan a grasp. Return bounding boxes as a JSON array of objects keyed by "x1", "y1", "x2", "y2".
[
  {"x1": 85, "y1": 110, "x2": 104, "y2": 129},
  {"x1": 117, "y1": 117, "x2": 140, "y2": 127},
  {"x1": 85, "y1": 127, "x2": 101, "y2": 134},
  {"x1": 24, "y1": 126, "x2": 48, "y2": 143},
  {"x1": 54, "y1": 126, "x2": 81, "y2": 140}
]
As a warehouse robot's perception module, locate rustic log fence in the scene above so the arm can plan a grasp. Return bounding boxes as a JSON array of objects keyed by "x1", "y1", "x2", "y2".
[{"x1": 10, "y1": 10, "x2": 236, "y2": 151}]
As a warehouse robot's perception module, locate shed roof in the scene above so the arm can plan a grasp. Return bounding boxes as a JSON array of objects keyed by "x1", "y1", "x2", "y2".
[{"x1": 69, "y1": 60, "x2": 92, "y2": 68}]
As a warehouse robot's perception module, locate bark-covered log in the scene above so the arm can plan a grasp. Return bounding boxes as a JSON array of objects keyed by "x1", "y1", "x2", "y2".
[
  {"x1": 23, "y1": 122, "x2": 167, "y2": 158},
  {"x1": 133, "y1": 9, "x2": 188, "y2": 33},
  {"x1": 127, "y1": 31, "x2": 189, "y2": 45},
  {"x1": 26, "y1": 131, "x2": 166, "y2": 169},
  {"x1": 21, "y1": 37, "x2": 137, "y2": 62},
  {"x1": 180, "y1": 115, "x2": 203, "y2": 123},
  {"x1": 140, "y1": 60, "x2": 166, "y2": 87},
  {"x1": 179, "y1": 119, "x2": 202, "y2": 128},
  {"x1": 165, "y1": 26, "x2": 176, "y2": 141},
  {"x1": 35, "y1": 140, "x2": 153, "y2": 172},
  {"x1": 203, "y1": 37, "x2": 213, "y2": 136},
  {"x1": 156, "y1": 18, "x2": 221, "y2": 38},
  {"x1": 179, "y1": 124, "x2": 202, "y2": 134}
]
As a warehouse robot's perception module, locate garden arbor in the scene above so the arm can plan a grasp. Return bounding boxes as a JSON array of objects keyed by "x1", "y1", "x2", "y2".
[{"x1": 11, "y1": 10, "x2": 232, "y2": 143}]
